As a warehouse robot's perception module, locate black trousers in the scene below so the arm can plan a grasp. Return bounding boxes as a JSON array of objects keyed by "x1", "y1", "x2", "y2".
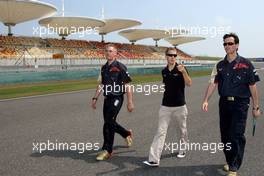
[
  {"x1": 219, "y1": 97, "x2": 250, "y2": 172},
  {"x1": 102, "y1": 95, "x2": 130, "y2": 153}
]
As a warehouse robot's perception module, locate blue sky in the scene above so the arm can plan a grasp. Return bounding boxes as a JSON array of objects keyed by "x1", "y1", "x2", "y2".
[{"x1": 1, "y1": 0, "x2": 263, "y2": 57}]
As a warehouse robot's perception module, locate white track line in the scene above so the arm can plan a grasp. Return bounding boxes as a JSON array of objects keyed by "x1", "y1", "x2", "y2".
[{"x1": 0, "y1": 89, "x2": 92, "y2": 102}]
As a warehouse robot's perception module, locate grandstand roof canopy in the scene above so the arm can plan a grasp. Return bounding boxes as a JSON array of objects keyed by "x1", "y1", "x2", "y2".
[
  {"x1": 0, "y1": 0, "x2": 57, "y2": 26},
  {"x1": 98, "y1": 19, "x2": 141, "y2": 35},
  {"x1": 165, "y1": 36, "x2": 206, "y2": 46},
  {"x1": 39, "y1": 16, "x2": 105, "y2": 37},
  {"x1": 119, "y1": 29, "x2": 171, "y2": 42}
]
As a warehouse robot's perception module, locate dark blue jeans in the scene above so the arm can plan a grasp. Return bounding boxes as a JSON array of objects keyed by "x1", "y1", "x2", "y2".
[
  {"x1": 102, "y1": 95, "x2": 130, "y2": 153},
  {"x1": 219, "y1": 97, "x2": 250, "y2": 172}
]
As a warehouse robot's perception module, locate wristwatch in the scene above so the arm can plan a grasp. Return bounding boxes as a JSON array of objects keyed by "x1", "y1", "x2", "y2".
[
  {"x1": 253, "y1": 107, "x2": 259, "y2": 111},
  {"x1": 92, "y1": 97, "x2": 98, "y2": 101}
]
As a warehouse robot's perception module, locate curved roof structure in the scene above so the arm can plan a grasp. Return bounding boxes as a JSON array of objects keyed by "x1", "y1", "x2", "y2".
[
  {"x1": 119, "y1": 29, "x2": 171, "y2": 46},
  {"x1": 165, "y1": 36, "x2": 206, "y2": 46},
  {"x1": 98, "y1": 18, "x2": 141, "y2": 42},
  {"x1": 166, "y1": 28, "x2": 189, "y2": 37},
  {"x1": 39, "y1": 16, "x2": 105, "y2": 38},
  {"x1": 0, "y1": 0, "x2": 57, "y2": 35},
  {"x1": 98, "y1": 19, "x2": 141, "y2": 34}
]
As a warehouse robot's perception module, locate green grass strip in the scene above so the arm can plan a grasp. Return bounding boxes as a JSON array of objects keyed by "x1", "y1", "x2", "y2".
[{"x1": 0, "y1": 70, "x2": 211, "y2": 100}]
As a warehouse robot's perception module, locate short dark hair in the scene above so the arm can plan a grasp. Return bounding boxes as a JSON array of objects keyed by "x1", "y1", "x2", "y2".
[{"x1": 223, "y1": 33, "x2": 239, "y2": 44}]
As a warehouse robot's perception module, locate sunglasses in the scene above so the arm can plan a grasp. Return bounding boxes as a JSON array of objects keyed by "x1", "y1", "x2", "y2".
[
  {"x1": 106, "y1": 50, "x2": 115, "y2": 52},
  {"x1": 223, "y1": 42, "x2": 235, "y2": 46},
  {"x1": 166, "y1": 54, "x2": 177, "y2": 57}
]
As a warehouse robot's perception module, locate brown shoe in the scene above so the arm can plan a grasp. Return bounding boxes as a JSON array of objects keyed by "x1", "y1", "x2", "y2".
[
  {"x1": 125, "y1": 130, "x2": 133, "y2": 147},
  {"x1": 223, "y1": 164, "x2": 229, "y2": 172},
  {"x1": 96, "y1": 150, "x2": 112, "y2": 161},
  {"x1": 227, "y1": 171, "x2": 237, "y2": 176}
]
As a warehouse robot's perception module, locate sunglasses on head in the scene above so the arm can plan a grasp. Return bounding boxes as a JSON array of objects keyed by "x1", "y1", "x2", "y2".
[
  {"x1": 223, "y1": 42, "x2": 235, "y2": 46},
  {"x1": 166, "y1": 53, "x2": 177, "y2": 57}
]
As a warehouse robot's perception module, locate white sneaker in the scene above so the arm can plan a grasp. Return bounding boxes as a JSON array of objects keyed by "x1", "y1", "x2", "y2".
[
  {"x1": 177, "y1": 151, "x2": 186, "y2": 158},
  {"x1": 143, "y1": 161, "x2": 159, "y2": 167}
]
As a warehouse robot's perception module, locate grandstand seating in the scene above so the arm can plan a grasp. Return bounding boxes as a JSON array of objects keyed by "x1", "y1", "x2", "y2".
[{"x1": 0, "y1": 36, "x2": 192, "y2": 60}]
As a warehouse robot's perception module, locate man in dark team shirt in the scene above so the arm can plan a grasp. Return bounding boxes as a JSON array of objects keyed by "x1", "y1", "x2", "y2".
[
  {"x1": 144, "y1": 48, "x2": 192, "y2": 167},
  {"x1": 202, "y1": 33, "x2": 261, "y2": 176},
  {"x1": 91, "y1": 44, "x2": 134, "y2": 161}
]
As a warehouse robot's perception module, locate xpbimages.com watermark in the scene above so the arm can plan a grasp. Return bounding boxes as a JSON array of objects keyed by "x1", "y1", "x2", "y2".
[
  {"x1": 164, "y1": 141, "x2": 231, "y2": 154},
  {"x1": 163, "y1": 24, "x2": 231, "y2": 38},
  {"x1": 32, "y1": 140, "x2": 100, "y2": 154},
  {"x1": 32, "y1": 24, "x2": 100, "y2": 38},
  {"x1": 31, "y1": 140, "x2": 231, "y2": 154},
  {"x1": 99, "y1": 83, "x2": 165, "y2": 96},
  {"x1": 32, "y1": 24, "x2": 231, "y2": 38}
]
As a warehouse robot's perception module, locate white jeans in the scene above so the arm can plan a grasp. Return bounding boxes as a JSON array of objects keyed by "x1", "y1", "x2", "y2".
[{"x1": 148, "y1": 105, "x2": 188, "y2": 164}]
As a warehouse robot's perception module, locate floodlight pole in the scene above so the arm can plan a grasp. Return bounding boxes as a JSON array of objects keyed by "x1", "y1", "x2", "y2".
[
  {"x1": 101, "y1": 5, "x2": 105, "y2": 19},
  {"x1": 62, "y1": 0, "x2": 65, "y2": 17},
  {"x1": 100, "y1": 4, "x2": 105, "y2": 43}
]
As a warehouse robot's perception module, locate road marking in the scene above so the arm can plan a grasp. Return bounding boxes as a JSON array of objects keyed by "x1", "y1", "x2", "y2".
[{"x1": 0, "y1": 89, "x2": 92, "y2": 102}]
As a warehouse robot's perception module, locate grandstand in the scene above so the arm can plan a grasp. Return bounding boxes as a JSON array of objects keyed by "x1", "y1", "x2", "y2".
[
  {"x1": 0, "y1": 36, "x2": 192, "y2": 66},
  {"x1": 0, "y1": 0, "x2": 201, "y2": 67}
]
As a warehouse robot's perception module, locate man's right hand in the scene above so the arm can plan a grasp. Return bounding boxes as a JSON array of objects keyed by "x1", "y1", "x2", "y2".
[
  {"x1": 127, "y1": 102, "x2": 134, "y2": 112},
  {"x1": 202, "y1": 101, "x2": 209, "y2": 112},
  {"x1": 252, "y1": 108, "x2": 261, "y2": 118}
]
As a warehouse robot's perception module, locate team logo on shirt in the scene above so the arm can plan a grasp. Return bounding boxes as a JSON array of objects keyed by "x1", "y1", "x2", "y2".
[
  {"x1": 110, "y1": 67, "x2": 121, "y2": 72},
  {"x1": 233, "y1": 63, "x2": 249, "y2": 69}
]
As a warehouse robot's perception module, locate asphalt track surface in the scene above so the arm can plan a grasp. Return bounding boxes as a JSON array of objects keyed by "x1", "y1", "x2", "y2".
[{"x1": 0, "y1": 71, "x2": 263, "y2": 176}]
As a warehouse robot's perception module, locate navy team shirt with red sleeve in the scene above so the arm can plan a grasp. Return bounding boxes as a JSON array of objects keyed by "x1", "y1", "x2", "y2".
[{"x1": 214, "y1": 55, "x2": 260, "y2": 98}]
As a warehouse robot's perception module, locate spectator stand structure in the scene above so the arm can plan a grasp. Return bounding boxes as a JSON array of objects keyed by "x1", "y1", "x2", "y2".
[
  {"x1": 119, "y1": 29, "x2": 171, "y2": 47},
  {"x1": 0, "y1": 0, "x2": 57, "y2": 36},
  {"x1": 0, "y1": 0, "x2": 57, "y2": 66},
  {"x1": 39, "y1": 16, "x2": 105, "y2": 69},
  {"x1": 119, "y1": 29, "x2": 193, "y2": 65},
  {"x1": 0, "y1": 1, "x2": 204, "y2": 68},
  {"x1": 98, "y1": 18, "x2": 142, "y2": 43}
]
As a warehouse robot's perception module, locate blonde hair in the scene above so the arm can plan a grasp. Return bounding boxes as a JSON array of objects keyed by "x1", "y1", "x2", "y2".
[
  {"x1": 165, "y1": 48, "x2": 177, "y2": 54},
  {"x1": 105, "y1": 43, "x2": 117, "y2": 51}
]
